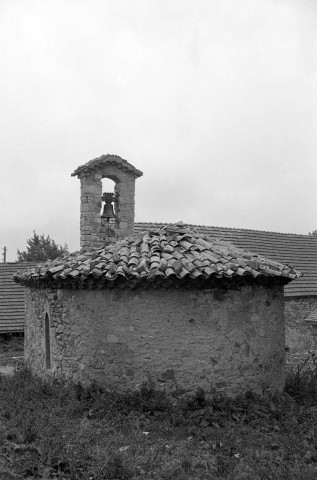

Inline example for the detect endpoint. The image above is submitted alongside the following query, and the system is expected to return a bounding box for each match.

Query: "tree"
[17,231,68,262]
[309,229,317,236]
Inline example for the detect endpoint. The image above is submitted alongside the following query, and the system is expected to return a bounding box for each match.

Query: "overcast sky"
[1,0,316,261]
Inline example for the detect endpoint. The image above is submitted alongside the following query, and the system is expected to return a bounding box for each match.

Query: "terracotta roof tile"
[14,225,301,290]
[71,154,143,178]
[135,223,317,297]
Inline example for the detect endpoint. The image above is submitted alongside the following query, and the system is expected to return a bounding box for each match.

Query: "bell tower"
[72,154,143,251]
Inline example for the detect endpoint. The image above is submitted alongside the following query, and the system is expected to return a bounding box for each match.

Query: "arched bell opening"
[100,177,119,244]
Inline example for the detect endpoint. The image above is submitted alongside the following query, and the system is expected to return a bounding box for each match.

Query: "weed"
[181,456,192,471]
[0,333,24,353]
[185,386,207,410]
[285,351,317,403]
[0,369,317,479]
[100,454,135,479]
[0,469,16,480]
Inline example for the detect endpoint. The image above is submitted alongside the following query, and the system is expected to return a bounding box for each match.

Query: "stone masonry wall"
[24,284,285,395]
[80,174,102,251]
[284,296,317,366]
[79,164,138,251]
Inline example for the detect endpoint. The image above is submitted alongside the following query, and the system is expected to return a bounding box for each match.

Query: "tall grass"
[0,361,316,479]
[285,351,317,403]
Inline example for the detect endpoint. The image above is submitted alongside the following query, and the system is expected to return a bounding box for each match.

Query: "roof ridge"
[135,222,315,237]
[0,262,38,266]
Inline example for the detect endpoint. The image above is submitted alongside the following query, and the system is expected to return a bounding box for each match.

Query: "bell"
[101,192,116,220]
[101,202,116,219]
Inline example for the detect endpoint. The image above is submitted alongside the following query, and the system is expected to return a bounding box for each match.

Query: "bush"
[0,333,24,353]
[285,352,317,403]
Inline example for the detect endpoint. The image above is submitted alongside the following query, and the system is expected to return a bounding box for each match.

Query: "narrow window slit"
[45,313,51,369]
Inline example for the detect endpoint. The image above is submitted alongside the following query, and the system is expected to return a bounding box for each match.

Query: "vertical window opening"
[45,313,51,369]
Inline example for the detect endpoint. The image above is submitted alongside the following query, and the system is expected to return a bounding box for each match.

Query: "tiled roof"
[71,154,143,178]
[0,263,36,333]
[135,223,317,297]
[14,225,300,290]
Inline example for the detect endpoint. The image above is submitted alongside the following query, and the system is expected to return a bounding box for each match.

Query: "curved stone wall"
[24,284,285,395]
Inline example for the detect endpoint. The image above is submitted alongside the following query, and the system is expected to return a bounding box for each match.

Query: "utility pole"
[2,246,7,263]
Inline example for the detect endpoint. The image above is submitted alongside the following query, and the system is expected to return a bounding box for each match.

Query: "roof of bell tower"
[71,154,143,178]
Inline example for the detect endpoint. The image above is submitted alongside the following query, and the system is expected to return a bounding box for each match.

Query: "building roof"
[0,263,36,333]
[71,154,143,178]
[14,224,300,290]
[135,223,317,297]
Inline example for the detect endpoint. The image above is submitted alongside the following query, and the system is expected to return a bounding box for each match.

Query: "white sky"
[1,0,316,261]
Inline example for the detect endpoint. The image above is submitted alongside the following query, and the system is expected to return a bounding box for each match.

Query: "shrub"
[285,352,317,403]
[0,333,24,353]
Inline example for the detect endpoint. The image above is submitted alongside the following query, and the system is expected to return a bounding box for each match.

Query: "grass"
[0,334,24,368]
[0,333,24,353]
[0,355,316,479]
[284,352,317,403]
